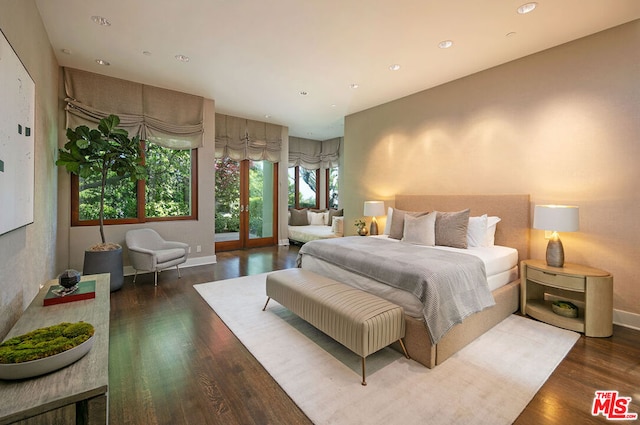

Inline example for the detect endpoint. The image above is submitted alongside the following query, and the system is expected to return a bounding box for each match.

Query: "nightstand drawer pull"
[527,268,585,291]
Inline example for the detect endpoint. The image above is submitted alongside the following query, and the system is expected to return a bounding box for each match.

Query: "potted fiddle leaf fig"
[56,114,147,291]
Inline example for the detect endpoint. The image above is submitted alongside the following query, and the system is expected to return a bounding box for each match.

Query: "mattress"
[288,225,341,244]
[299,237,519,319]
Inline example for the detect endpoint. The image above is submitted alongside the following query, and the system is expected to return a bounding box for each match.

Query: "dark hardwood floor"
[108,245,640,425]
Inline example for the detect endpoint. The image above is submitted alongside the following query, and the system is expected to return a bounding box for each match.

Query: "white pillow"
[322,211,330,225]
[402,212,436,246]
[467,214,488,247]
[331,216,344,236]
[486,216,501,246]
[383,207,393,235]
[308,211,325,225]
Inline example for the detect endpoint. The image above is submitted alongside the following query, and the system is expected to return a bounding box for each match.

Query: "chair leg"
[133,270,138,283]
[154,271,158,286]
[176,264,182,278]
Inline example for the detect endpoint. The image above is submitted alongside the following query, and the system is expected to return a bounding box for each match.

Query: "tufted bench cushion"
[263,268,409,385]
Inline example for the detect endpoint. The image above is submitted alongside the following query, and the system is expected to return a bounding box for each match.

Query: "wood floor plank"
[108,245,640,424]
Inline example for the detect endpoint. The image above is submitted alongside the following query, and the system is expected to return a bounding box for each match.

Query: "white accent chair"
[125,228,189,286]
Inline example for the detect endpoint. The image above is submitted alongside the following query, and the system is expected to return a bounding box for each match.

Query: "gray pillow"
[327,208,343,226]
[435,209,470,248]
[402,212,436,246]
[289,209,309,226]
[389,208,428,240]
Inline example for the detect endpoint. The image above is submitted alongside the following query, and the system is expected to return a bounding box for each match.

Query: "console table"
[0,273,110,424]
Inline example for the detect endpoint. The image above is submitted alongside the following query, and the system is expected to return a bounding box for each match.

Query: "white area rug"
[194,273,580,425]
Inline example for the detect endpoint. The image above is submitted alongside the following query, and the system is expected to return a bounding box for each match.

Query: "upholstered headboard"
[395,194,530,262]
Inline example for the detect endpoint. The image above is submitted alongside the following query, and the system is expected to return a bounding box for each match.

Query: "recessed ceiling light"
[264,114,271,119]
[175,54,190,62]
[61,48,72,55]
[506,32,517,38]
[350,83,359,89]
[299,91,308,96]
[389,64,401,71]
[91,15,111,26]
[142,51,152,56]
[517,2,537,14]
[330,104,337,108]
[438,40,453,49]
[95,59,110,66]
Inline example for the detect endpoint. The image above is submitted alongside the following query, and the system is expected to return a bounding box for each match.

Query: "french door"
[215,158,278,251]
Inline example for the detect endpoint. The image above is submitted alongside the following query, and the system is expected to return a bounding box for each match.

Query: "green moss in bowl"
[0,322,94,364]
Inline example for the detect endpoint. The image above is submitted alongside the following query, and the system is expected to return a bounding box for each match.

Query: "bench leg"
[398,338,410,359]
[361,357,367,386]
[262,297,271,311]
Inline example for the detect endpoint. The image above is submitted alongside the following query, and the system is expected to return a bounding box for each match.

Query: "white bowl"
[0,335,94,380]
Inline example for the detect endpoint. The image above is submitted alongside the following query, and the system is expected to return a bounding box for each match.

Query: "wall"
[343,21,640,326]
[0,0,60,338]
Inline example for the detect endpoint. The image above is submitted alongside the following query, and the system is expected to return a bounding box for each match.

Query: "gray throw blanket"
[297,237,495,344]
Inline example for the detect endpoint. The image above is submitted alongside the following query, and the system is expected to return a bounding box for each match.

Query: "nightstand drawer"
[527,268,585,291]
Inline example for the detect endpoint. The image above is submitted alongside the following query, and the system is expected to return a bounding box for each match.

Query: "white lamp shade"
[363,201,385,217]
[533,205,579,232]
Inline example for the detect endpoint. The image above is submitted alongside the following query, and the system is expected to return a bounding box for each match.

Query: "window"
[288,166,339,209]
[72,142,197,225]
[288,166,319,209]
[327,167,339,209]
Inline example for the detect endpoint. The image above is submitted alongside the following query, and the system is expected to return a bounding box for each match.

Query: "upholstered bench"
[262,268,409,385]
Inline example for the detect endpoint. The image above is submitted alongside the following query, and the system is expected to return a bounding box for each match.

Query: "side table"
[0,273,110,424]
[520,259,613,337]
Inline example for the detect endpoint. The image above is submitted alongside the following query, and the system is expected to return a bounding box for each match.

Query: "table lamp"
[533,205,579,267]
[363,201,385,236]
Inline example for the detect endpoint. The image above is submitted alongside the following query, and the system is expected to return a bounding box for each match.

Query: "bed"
[297,194,530,368]
[288,208,344,245]
[288,224,342,245]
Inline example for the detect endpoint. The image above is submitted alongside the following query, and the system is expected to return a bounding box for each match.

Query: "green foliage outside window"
[78,144,193,221]
[215,157,240,234]
[145,144,192,217]
[79,171,137,220]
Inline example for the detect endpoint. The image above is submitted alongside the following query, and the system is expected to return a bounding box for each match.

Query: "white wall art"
[0,29,35,235]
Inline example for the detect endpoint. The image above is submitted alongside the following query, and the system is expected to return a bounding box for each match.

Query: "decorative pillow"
[308,211,325,225]
[402,212,436,246]
[467,214,488,247]
[435,209,470,248]
[331,216,344,236]
[383,207,393,235]
[328,208,343,226]
[321,211,330,224]
[486,216,501,246]
[389,208,429,240]
[289,209,309,226]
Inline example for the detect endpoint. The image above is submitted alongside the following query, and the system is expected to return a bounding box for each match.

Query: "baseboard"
[614,309,640,331]
[123,254,217,276]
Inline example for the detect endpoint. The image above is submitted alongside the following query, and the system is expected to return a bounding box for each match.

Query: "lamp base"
[546,237,565,267]
[369,218,379,236]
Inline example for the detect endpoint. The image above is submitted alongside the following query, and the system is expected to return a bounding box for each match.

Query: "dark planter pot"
[83,247,124,292]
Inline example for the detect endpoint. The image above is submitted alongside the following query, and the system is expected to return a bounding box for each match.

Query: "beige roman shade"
[214,113,282,162]
[289,136,341,170]
[64,67,204,149]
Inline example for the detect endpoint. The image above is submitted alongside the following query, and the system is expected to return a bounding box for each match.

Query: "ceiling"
[35,0,639,141]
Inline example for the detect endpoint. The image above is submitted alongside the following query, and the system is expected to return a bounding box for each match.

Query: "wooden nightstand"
[520,259,613,337]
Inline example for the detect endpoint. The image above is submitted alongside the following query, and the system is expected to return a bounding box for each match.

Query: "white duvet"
[300,235,519,319]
